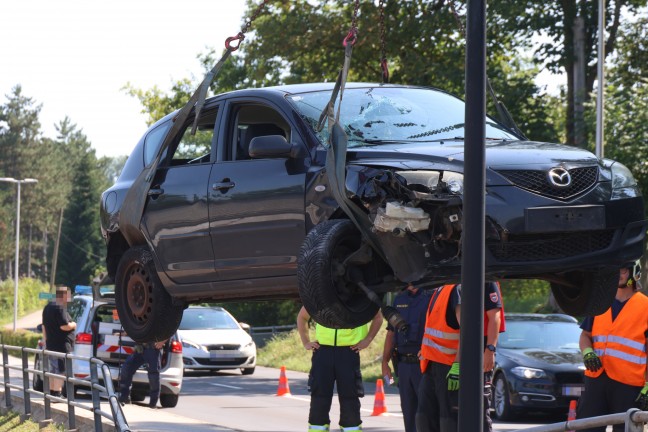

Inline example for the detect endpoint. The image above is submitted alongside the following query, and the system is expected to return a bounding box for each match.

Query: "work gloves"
[582,347,602,373]
[636,383,648,411]
[447,362,460,391]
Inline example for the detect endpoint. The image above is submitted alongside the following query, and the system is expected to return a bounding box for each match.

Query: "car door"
[208,98,309,280]
[141,105,221,284]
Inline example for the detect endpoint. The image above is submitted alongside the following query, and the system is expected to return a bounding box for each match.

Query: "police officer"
[297,306,383,432]
[381,283,431,432]
[416,282,504,432]
[577,261,648,432]
[118,339,166,408]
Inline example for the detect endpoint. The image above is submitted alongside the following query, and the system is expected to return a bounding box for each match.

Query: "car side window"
[143,122,172,166]
[168,107,219,166]
[67,299,85,322]
[229,104,291,161]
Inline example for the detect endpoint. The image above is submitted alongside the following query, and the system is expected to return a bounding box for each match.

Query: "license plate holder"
[562,385,584,397]
[525,205,605,233]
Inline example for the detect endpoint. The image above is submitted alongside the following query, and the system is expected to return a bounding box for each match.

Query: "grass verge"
[0,410,64,431]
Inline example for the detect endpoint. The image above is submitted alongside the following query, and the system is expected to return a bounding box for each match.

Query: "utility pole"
[50,207,64,292]
[595,0,606,158]
[573,16,586,149]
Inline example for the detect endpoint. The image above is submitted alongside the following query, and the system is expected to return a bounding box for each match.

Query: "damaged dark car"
[100,83,646,342]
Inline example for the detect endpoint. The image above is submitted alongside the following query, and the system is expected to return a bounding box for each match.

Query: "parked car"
[177,306,256,375]
[100,82,646,341]
[491,313,585,420]
[34,276,184,407]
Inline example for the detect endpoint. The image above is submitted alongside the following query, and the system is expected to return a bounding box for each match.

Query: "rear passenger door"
[208,98,309,281]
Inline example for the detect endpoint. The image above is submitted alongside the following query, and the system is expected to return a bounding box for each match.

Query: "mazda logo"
[548,167,572,188]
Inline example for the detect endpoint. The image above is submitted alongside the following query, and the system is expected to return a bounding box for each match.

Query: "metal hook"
[225,32,245,51]
[343,28,358,47]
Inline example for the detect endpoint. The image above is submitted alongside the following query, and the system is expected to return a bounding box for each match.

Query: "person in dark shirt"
[41,286,76,398]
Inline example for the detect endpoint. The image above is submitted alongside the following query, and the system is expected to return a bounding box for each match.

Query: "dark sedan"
[492,313,585,420]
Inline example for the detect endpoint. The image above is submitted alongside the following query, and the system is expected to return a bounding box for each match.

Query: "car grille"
[205,344,240,351]
[496,167,598,200]
[554,372,584,385]
[194,357,247,366]
[488,230,615,262]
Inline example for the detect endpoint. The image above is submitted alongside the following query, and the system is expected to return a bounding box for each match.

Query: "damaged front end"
[346,166,465,283]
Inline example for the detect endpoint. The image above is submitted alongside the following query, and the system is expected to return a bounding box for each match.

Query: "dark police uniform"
[118,341,163,408]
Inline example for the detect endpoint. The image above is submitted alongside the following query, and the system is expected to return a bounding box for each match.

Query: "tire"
[115,247,184,343]
[241,367,255,375]
[550,267,618,316]
[298,219,380,328]
[33,355,43,392]
[130,392,146,402]
[492,373,517,421]
[160,393,179,408]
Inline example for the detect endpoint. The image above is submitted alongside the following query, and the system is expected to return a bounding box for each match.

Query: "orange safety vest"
[585,292,648,386]
[420,285,460,369]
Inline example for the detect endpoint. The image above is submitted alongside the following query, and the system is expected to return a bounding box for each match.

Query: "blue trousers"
[118,347,161,406]
[398,361,423,432]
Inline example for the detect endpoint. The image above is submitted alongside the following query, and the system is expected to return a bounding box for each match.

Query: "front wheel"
[115,247,184,342]
[492,373,517,421]
[550,267,618,316]
[241,367,255,375]
[298,220,380,328]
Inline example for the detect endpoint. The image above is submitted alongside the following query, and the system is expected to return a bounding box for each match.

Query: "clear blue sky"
[1,0,247,158]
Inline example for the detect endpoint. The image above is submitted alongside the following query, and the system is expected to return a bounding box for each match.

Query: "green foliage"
[0,278,48,324]
[213,299,302,327]
[257,324,387,382]
[499,279,553,313]
[0,328,40,349]
[0,410,64,431]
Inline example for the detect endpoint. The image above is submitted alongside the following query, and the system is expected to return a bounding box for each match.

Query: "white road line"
[283,394,403,418]
[206,382,244,390]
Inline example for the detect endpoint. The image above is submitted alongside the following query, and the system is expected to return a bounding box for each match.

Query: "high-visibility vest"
[420,285,460,367]
[315,323,369,347]
[585,292,648,386]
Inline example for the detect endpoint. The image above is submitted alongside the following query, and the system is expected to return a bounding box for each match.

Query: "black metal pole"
[458,1,487,432]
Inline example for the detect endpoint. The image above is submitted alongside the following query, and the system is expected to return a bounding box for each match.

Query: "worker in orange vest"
[577,261,648,432]
[415,282,505,432]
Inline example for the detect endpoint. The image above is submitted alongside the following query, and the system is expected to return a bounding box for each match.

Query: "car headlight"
[181,339,202,351]
[243,340,255,350]
[511,366,547,379]
[610,161,639,199]
[395,170,464,195]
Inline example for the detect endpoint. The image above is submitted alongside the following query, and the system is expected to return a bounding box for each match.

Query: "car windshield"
[179,308,240,330]
[287,86,518,148]
[498,320,582,350]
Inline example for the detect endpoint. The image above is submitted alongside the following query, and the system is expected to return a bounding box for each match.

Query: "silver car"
[178,306,257,375]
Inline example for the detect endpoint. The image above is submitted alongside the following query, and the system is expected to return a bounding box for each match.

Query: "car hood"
[176,329,253,346]
[500,348,585,370]
[346,140,600,170]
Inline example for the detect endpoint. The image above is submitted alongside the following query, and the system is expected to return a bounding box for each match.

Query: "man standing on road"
[41,286,76,399]
[118,339,167,409]
[416,282,505,432]
[576,261,648,432]
[381,283,431,432]
[297,306,383,432]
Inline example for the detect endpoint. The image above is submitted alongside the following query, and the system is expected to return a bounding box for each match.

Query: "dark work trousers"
[576,372,643,432]
[308,345,364,428]
[397,360,423,432]
[416,362,494,432]
[119,347,162,406]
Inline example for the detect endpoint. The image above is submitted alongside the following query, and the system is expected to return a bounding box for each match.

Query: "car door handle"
[212,182,235,191]
[148,188,164,197]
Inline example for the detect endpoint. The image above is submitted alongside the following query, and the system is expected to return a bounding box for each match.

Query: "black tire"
[298,220,380,328]
[33,354,43,392]
[130,392,146,402]
[492,373,517,421]
[115,247,184,343]
[550,267,618,316]
[241,367,255,375]
[160,393,179,408]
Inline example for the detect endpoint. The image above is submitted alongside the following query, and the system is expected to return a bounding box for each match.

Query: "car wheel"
[33,355,43,392]
[550,267,618,316]
[160,393,179,408]
[298,219,380,328]
[130,392,146,402]
[241,367,255,375]
[492,373,517,421]
[115,247,184,343]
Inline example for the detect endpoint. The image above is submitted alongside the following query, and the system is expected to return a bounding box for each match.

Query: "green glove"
[447,362,460,391]
[582,347,602,372]
[636,382,648,411]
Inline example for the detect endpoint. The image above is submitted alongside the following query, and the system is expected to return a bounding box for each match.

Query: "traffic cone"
[371,378,388,416]
[276,365,291,396]
[566,399,577,432]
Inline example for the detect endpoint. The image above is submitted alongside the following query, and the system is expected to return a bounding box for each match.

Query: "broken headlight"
[609,161,640,200]
[395,170,464,195]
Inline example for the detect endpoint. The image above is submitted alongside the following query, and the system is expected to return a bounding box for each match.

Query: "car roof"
[504,313,578,323]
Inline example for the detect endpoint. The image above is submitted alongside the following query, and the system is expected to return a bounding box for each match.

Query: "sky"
[1,0,248,158]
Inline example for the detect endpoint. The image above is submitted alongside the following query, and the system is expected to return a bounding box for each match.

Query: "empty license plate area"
[525,205,605,233]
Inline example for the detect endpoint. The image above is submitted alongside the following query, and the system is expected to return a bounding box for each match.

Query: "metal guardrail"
[1,344,130,431]
[250,324,296,334]
[514,407,648,431]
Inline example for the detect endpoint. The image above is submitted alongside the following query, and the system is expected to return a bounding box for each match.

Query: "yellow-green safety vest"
[315,323,369,346]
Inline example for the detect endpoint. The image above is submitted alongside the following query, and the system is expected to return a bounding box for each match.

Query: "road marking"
[283,395,403,417]
[206,382,243,390]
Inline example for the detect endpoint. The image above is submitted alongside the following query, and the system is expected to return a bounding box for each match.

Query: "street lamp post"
[0,177,38,332]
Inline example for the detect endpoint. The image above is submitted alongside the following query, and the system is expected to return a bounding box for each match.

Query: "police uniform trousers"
[119,347,162,406]
[308,345,364,428]
[397,356,423,432]
[415,362,494,432]
[576,372,643,432]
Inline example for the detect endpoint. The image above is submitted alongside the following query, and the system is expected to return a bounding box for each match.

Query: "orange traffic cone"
[371,378,388,416]
[566,399,577,432]
[276,365,291,396]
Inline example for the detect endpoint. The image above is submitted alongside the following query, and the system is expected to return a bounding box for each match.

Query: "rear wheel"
[550,267,618,316]
[160,393,179,408]
[115,247,184,343]
[130,392,146,402]
[298,220,380,328]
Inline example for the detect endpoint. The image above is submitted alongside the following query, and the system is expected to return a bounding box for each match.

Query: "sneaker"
[148,401,158,409]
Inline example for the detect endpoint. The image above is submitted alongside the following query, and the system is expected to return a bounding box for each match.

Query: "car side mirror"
[239,322,251,333]
[249,135,305,159]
